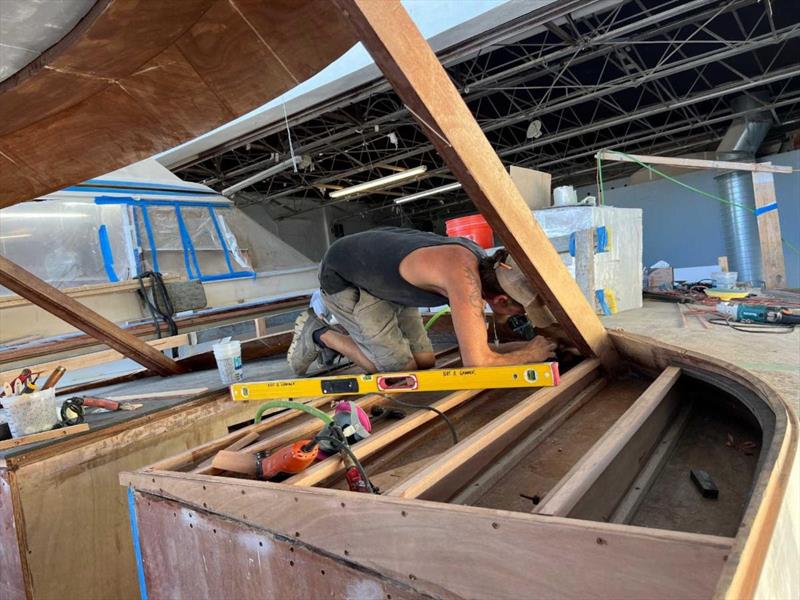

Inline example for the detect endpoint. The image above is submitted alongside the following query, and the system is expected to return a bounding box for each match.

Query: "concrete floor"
[603,300,800,414]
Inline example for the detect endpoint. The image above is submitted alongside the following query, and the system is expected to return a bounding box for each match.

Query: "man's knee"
[412,352,436,370]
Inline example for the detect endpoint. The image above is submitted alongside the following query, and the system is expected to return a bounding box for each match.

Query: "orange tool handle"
[82,397,121,411]
[257,440,318,480]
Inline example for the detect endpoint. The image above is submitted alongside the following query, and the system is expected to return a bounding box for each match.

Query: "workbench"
[0,356,292,600]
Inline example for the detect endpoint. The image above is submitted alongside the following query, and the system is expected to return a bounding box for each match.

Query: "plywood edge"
[2,388,229,469]
[123,469,733,599]
[607,329,798,598]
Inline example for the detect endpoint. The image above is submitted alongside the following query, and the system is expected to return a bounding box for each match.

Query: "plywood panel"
[175,1,298,115]
[133,492,430,600]
[127,471,732,600]
[0,471,27,600]
[0,0,355,206]
[15,399,256,600]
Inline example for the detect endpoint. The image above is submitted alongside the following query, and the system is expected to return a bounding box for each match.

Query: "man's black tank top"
[319,227,486,307]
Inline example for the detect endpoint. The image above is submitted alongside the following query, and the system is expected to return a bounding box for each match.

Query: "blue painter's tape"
[754,203,778,216]
[94,196,230,208]
[139,207,160,273]
[175,206,202,279]
[208,207,235,274]
[199,271,257,283]
[595,289,611,316]
[82,177,219,194]
[127,487,148,600]
[595,226,609,253]
[98,225,120,283]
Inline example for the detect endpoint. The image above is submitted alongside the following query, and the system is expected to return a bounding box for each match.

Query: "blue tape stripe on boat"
[175,206,203,279]
[199,271,257,282]
[754,203,778,216]
[139,207,160,273]
[208,207,235,274]
[595,289,611,316]
[595,226,608,252]
[94,196,230,208]
[98,225,119,283]
[83,177,219,193]
[127,487,148,600]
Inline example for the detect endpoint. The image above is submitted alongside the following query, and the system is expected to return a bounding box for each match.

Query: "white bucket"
[711,271,738,290]
[553,185,578,206]
[212,340,244,385]
[2,388,58,438]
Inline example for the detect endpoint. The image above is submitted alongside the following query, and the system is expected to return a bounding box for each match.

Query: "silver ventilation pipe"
[714,94,771,284]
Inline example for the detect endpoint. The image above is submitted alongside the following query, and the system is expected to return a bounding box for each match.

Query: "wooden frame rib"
[387,359,601,501]
[333,0,618,367]
[536,366,682,519]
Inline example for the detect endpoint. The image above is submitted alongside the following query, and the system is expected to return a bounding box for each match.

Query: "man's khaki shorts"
[322,287,434,372]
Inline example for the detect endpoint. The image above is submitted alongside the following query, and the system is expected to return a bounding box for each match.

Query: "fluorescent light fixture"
[329,165,427,199]
[222,155,307,197]
[0,233,32,240]
[394,182,462,205]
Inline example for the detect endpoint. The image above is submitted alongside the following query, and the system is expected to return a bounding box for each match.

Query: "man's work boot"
[287,309,328,375]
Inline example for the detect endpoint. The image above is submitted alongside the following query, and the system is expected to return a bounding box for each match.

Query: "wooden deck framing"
[0,255,183,376]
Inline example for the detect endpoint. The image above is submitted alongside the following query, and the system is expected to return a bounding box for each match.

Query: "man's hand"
[529,335,557,361]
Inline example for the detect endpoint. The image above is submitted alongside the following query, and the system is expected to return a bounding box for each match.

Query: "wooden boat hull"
[121,330,797,599]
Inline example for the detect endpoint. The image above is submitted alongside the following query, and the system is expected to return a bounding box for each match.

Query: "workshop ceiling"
[174,0,800,229]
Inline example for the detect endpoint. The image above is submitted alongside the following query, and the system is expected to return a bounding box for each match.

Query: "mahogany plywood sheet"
[133,492,432,600]
[0,471,27,600]
[0,0,355,206]
[126,471,732,600]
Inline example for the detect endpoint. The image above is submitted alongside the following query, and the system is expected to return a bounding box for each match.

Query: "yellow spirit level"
[230,362,559,401]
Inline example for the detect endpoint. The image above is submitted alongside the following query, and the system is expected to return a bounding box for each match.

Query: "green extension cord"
[254,400,334,425]
[597,148,800,257]
[424,305,451,331]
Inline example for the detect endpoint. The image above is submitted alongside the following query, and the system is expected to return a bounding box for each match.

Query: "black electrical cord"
[313,434,376,494]
[134,271,178,341]
[384,395,459,445]
[707,317,796,334]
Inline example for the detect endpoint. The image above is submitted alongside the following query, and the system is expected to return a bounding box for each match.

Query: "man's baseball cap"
[495,255,557,327]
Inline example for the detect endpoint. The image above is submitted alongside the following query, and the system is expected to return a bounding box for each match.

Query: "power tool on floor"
[716,302,800,326]
[251,400,376,492]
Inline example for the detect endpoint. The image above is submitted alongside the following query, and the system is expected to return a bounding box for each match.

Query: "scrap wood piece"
[0,424,90,451]
[0,333,191,386]
[333,0,618,368]
[192,431,260,474]
[105,387,209,401]
[0,255,184,376]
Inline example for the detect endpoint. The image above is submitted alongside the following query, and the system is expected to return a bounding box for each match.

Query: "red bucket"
[445,213,494,249]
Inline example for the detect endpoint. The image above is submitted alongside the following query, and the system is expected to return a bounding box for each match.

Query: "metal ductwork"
[715,94,771,284]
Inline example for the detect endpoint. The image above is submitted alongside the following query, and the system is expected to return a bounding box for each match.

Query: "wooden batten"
[451,377,608,506]
[0,255,184,376]
[751,171,786,289]
[536,366,683,519]
[332,0,618,368]
[387,359,601,501]
[595,150,793,174]
[0,334,191,386]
